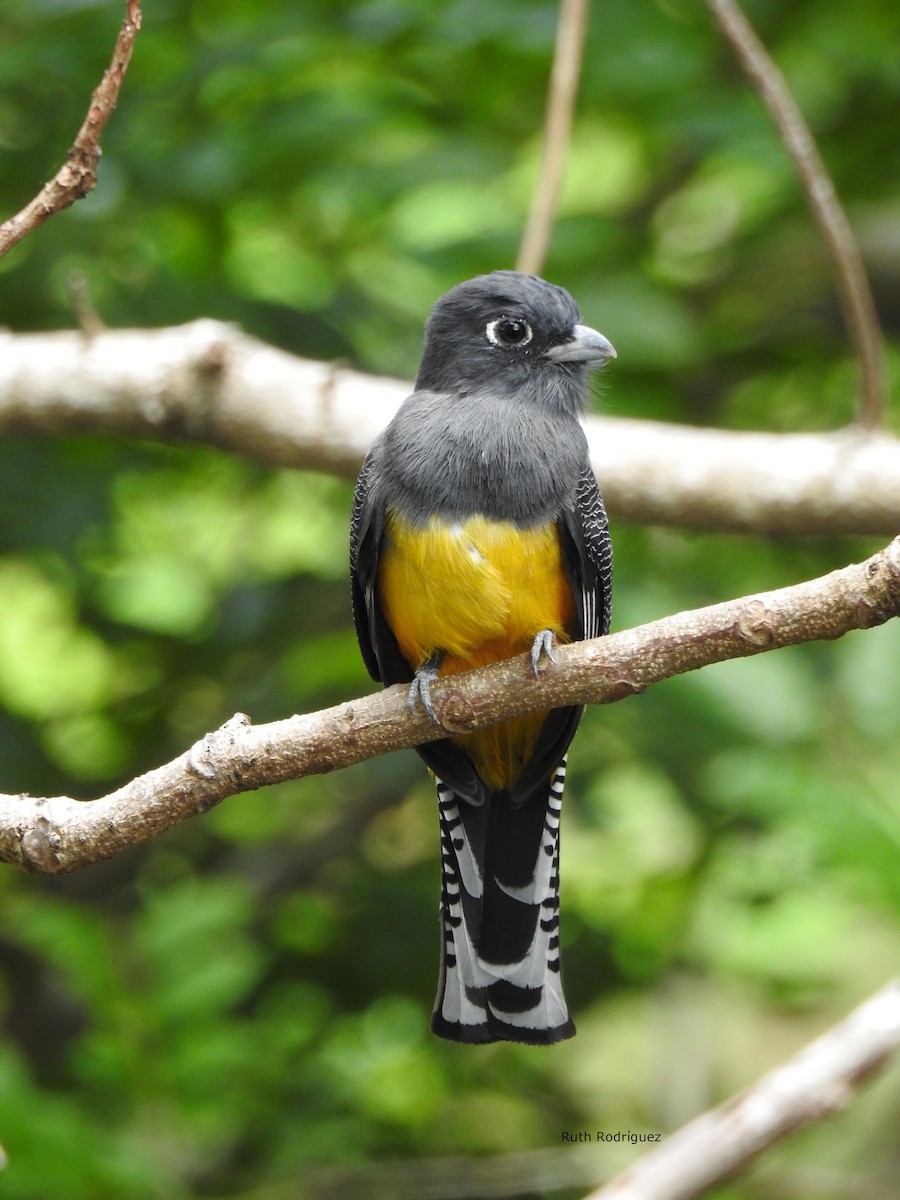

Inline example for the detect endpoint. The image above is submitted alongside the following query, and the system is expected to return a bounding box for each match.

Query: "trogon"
[350,271,615,1044]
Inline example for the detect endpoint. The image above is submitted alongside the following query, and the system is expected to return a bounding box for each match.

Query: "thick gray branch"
[1,537,897,875]
[0,321,898,535]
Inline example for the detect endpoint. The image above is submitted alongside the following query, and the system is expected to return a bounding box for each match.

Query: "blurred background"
[0,1,899,1197]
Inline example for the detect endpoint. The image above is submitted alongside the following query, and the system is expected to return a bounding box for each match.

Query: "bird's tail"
[431,759,575,1044]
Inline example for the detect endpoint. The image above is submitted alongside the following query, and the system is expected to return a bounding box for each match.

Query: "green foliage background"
[1,1,899,1196]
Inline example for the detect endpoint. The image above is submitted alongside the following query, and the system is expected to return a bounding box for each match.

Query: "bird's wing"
[349,445,383,681]
[560,460,613,641]
[350,440,414,686]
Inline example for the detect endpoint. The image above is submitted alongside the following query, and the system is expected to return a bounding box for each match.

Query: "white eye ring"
[486,316,533,348]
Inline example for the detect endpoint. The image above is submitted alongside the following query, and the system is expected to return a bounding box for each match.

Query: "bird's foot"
[530,629,558,676]
[407,654,443,723]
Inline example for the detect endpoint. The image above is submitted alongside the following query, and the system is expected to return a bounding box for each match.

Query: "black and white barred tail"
[431,758,575,1044]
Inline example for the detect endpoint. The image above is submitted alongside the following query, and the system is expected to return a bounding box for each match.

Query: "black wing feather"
[350,441,412,686]
[560,461,613,640]
[349,448,381,681]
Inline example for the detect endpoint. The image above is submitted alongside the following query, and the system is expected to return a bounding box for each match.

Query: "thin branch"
[516,0,591,275]
[2,321,900,535]
[1,537,897,874]
[0,0,142,259]
[584,978,900,1200]
[65,269,107,337]
[705,0,886,429]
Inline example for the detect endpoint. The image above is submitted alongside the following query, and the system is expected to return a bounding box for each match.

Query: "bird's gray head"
[414,270,616,414]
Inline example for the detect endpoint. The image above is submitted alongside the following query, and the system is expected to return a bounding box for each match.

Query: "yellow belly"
[379,510,573,789]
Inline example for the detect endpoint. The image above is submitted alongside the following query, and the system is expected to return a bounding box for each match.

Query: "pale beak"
[545,324,616,364]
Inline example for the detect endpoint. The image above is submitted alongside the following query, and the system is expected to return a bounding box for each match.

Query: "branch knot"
[21,810,63,873]
[737,599,777,646]
[434,689,479,733]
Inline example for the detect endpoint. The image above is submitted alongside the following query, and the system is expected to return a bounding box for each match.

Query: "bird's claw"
[530,629,557,676]
[408,657,442,723]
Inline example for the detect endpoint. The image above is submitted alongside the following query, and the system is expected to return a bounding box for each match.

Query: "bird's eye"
[486,316,533,348]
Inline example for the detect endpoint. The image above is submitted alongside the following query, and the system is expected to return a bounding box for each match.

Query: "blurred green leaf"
[0,559,116,719]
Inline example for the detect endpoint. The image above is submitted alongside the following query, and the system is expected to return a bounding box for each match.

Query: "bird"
[349,270,615,1044]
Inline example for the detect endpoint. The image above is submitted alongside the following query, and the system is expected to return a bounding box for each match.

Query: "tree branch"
[516,0,591,276]
[1,537,897,874]
[705,0,886,430]
[1,321,899,535]
[0,0,142,259]
[584,978,900,1200]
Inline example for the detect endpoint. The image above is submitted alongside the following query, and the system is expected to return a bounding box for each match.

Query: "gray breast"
[379,391,588,525]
